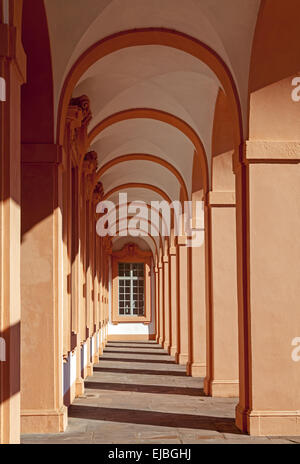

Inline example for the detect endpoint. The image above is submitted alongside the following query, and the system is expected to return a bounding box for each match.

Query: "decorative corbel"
[69,95,93,167]
[93,181,104,212]
[83,151,98,200]
[65,105,83,167]
[70,95,92,128]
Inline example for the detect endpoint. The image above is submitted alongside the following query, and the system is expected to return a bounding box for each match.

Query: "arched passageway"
[0,0,300,444]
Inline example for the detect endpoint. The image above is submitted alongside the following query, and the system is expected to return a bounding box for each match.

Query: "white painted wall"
[63,350,77,397]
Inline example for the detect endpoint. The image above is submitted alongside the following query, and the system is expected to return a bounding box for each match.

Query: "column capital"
[208,191,236,207]
[21,144,63,165]
[177,235,188,246]
[169,246,177,256]
[243,140,300,164]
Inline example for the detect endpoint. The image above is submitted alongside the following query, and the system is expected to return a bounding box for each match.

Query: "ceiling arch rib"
[111,217,165,253]
[88,108,208,194]
[57,28,243,151]
[46,0,260,133]
[108,189,166,207]
[103,183,171,204]
[99,160,182,204]
[90,119,195,197]
[95,154,189,201]
[105,202,172,248]
[72,45,220,158]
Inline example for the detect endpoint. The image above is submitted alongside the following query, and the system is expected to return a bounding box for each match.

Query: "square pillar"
[158,263,164,346]
[154,266,159,343]
[177,238,191,371]
[21,144,67,434]
[169,247,179,360]
[204,192,239,397]
[236,141,300,436]
[0,20,26,444]
[163,256,170,351]
[190,228,207,377]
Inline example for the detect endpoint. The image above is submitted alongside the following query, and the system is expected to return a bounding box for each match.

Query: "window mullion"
[130,263,133,316]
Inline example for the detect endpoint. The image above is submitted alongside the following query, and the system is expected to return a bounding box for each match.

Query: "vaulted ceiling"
[44,0,261,254]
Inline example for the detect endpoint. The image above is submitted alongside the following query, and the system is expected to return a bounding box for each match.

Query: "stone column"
[158,262,164,346]
[169,246,179,361]
[85,197,93,377]
[65,97,92,395]
[21,144,67,434]
[73,163,85,397]
[0,15,26,444]
[236,141,300,436]
[163,255,170,352]
[190,226,207,377]
[204,192,239,396]
[100,238,105,353]
[81,151,97,378]
[92,182,103,362]
[177,237,191,371]
[154,265,159,342]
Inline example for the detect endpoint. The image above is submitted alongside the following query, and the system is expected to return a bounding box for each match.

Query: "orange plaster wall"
[249,163,300,411]
[249,0,300,141]
[211,89,235,191]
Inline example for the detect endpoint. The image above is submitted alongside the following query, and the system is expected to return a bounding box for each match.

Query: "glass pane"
[125,306,131,315]
[119,262,145,316]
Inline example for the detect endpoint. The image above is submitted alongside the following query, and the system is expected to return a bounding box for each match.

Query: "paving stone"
[21,342,297,445]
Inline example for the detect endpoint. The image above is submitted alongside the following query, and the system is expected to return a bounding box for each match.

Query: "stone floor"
[22,341,300,444]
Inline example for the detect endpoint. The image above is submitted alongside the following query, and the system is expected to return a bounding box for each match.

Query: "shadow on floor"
[93,366,187,377]
[68,405,241,435]
[85,381,205,397]
[107,341,158,345]
[104,350,169,356]
[107,345,164,350]
[100,357,177,365]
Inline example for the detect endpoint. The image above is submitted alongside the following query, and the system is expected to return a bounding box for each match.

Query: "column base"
[163,341,170,351]
[170,346,178,357]
[75,378,85,397]
[236,404,300,436]
[93,353,99,364]
[185,362,192,376]
[158,337,164,346]
[21,406,68,434]
[204,378,239,397]
[190,362,206,378]
[70,381,76,404]
[178,353,189,366]
[87,363,93,377]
